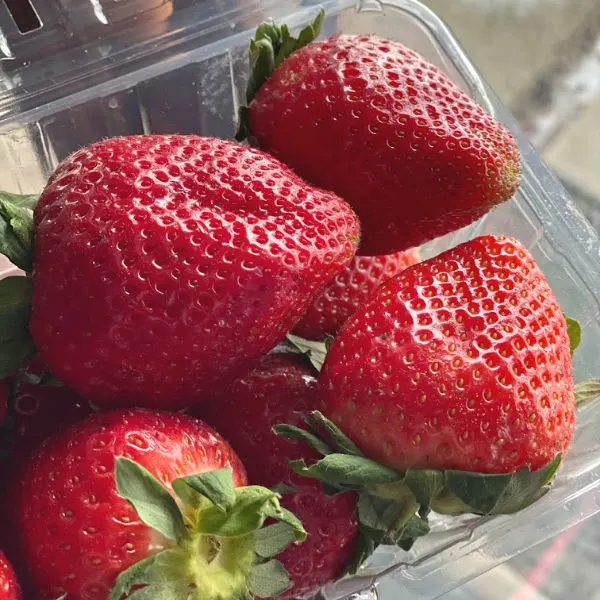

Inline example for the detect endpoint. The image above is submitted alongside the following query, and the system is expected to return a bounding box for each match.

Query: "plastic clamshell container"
[1,1,599,599]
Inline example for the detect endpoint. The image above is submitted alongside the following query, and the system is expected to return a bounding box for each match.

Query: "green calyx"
[16,369,64,387]
[284,333,331,372]
[0,190,62,384]
[561,315,600,409]
[266,334,330,378]
[575,379,600,407]
[0,191,37,273]
[236,9,325,141]
[564,314,581,356]
[0,276,36,378]
[0,272,66,383]
[110,458,306,600]
[274,411,562,573]
[0,191,40,379]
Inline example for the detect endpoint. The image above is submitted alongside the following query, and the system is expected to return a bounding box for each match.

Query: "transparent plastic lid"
[1,2,599,599]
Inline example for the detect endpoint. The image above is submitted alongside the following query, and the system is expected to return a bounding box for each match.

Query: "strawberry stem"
[236,9,325,141]
[275,411,564,568]
[110,458,306,599]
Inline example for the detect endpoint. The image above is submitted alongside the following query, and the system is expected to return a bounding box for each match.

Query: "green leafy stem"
[0,191,38,379]
[0,191,67,384]
[274,411,561,575]
[237,9,325,141]
[109,458,306,600]
[0,190,36,273]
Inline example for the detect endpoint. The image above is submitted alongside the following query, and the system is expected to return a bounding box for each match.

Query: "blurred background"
[423,0,600,233]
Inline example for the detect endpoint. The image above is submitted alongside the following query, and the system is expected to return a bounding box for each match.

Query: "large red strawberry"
[0,136,359,408]
[0,551,21,600]
[8,408,305,600]
[276,235,575,545]
[294,248,420,339]
[318,235,574,475]
[239,12,520,256]
[197,353,359,598]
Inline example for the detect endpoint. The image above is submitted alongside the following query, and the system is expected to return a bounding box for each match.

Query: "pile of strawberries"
[0,9,587,600]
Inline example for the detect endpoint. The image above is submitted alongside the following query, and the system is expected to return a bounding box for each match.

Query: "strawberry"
[275,235,575,553]
[0,551,21,600]
[8,408,305,600]
[293,248,420,339]
[318,234,574,474]
[0,136,359,408]
[238,12,520,256]
[197,353,359,598]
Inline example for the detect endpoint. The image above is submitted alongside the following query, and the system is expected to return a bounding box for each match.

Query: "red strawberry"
[9,408,305,600]
[0,551,21,600]
[198,353,359,598]
[294,248,420,339]
[0,136,359,408]
[240,14,520,256]
[273,235,574,553]
[318,235,574,474]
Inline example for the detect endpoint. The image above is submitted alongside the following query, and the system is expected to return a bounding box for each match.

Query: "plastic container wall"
[1,1,599,599]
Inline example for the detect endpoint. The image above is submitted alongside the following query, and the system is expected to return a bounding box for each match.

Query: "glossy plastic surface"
[1,1,599,599]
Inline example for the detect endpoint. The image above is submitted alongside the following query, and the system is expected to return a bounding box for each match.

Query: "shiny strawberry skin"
[10,409,247,600]
[294,248,420,339]
[318,235,575,474]
[198,354,359,599]
[0,551,21,600]
[248,35,520,256]
[31,135,360,409]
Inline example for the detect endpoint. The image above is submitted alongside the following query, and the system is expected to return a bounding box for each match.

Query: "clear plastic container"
[1,1,599,599]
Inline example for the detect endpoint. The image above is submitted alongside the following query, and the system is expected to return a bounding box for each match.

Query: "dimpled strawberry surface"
[294,247,420,339]
[10,409,247,599]
[319,235,575,474]
[248,35,520,256]
[30,135,360,408]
